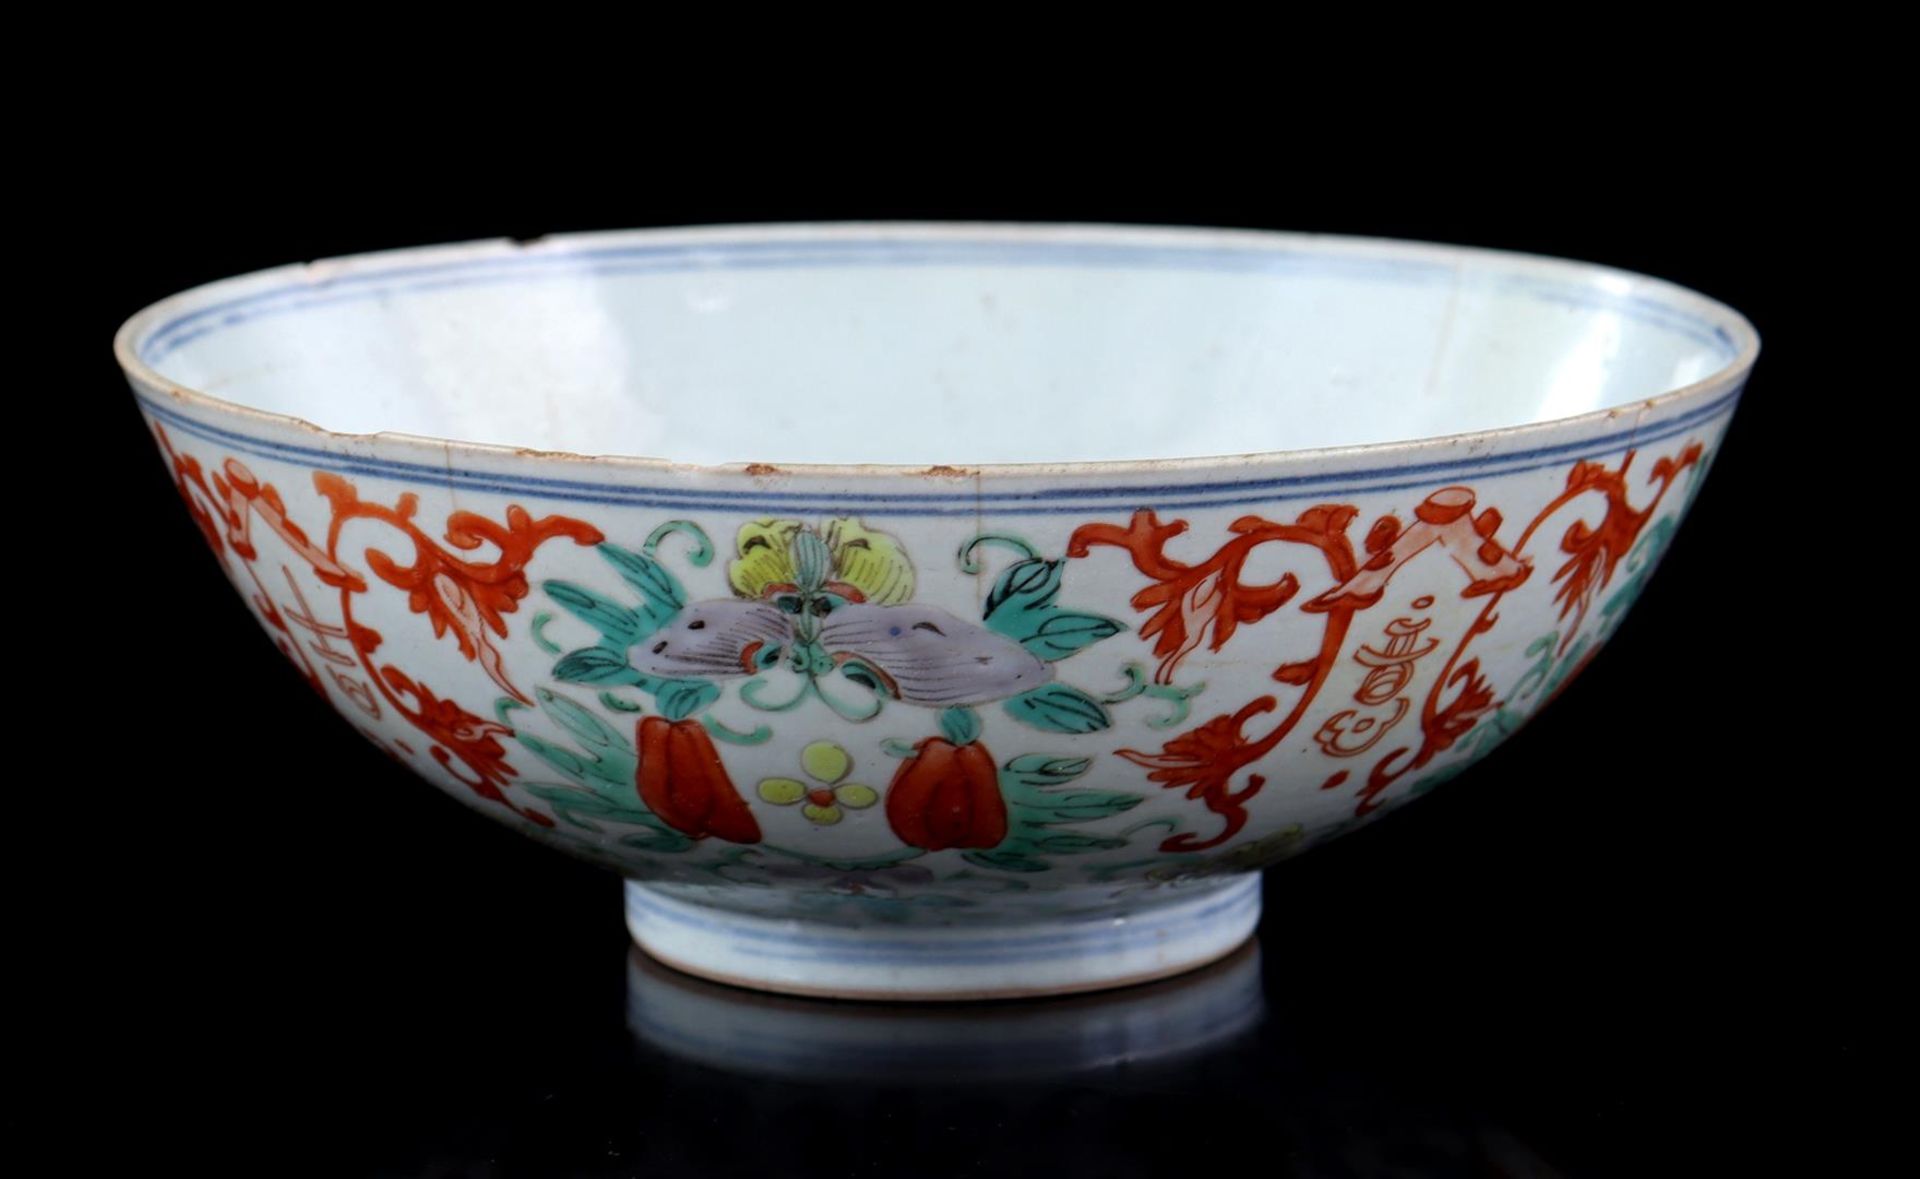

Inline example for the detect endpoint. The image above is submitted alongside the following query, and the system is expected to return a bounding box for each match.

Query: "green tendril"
[1144,680,1206,729]
[1087,851,1196,882]
[741,676,812,712]
[957,533,1040,573]
[1511,633,1560,700]
[643,520,714,567]
[1098,662,1203,727]
[813,677,885,721]
[702,716,774,745]
[598,691,644,714]
[750,844,927,871]
[1117,816,1183,839]
[530,611,562,655]
[1098,662,1150,704]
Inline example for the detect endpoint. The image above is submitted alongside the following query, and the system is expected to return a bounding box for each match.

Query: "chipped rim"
[113,221,1761,479]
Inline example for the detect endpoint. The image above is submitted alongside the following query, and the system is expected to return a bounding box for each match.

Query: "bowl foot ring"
[624,874,1262,1002]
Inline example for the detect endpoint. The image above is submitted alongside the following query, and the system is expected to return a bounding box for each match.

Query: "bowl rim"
[114,221,1762,479]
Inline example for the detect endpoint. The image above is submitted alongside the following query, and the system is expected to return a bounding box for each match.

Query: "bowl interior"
[127,225,1747,466]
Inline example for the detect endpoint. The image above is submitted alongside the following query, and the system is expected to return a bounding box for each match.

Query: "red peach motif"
[886,738,1009,851]
[634,717,763,843]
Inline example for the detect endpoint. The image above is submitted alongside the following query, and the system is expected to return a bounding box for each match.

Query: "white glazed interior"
[121,224,1754,467]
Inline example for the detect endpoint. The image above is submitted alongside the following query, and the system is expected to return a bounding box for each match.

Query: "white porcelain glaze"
[116,224,1759,999]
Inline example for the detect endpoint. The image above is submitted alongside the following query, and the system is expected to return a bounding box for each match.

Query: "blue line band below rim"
[134,385,1741,517]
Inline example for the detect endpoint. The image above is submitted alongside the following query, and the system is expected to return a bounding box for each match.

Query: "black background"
[44,142,1864,1176]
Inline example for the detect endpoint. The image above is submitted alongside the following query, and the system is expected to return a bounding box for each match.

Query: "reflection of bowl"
[627,939,1265,1083]
[116,224,1758,999]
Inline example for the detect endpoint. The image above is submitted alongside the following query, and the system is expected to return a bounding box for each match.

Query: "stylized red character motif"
[1314,612,1438,758]
[1091,445,1708,834]
[1345,445,1706,813]
[155,425,604,826]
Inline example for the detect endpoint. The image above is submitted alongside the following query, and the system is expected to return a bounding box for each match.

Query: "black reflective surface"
[99,704,1846,1176]
[47,158,1865,1175]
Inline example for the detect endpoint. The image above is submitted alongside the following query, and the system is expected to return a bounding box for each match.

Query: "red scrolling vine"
[155,416,1706,853]
[1341,443,1704,813]
[1074,442,1705,849]
[1068,506,1365,851]
[155,425,604,825]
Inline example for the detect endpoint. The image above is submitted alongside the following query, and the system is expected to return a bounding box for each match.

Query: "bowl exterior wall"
[128,377,1738,921]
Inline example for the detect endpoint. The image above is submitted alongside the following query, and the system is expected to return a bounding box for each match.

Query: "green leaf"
[1002,788,1143,825]
[980,559,1121,659]
[509,691,695,852]
[619,829,698,854]
[553,645,645,686]
[600,543,686,618]
[536,688,621,755]
[940,706,982,746]
[544,581,644,645]
[983,559,1063,626]
[544,544,690,651]
[515,733,595,783]
[552,652,717,721]
[1599,516,1677,627]
[1018,611,1124,661]
[523,782,655,832]
[1001,756,1137,824]
[1002,753,1093,786]
[510,689,636,794]
[961,849,1050,872]
[1002,684,1111,733]
[961,751,1142,874]
[1032,832,1128,853]
[652,678,720,722]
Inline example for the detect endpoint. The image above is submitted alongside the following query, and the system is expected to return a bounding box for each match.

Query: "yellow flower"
[728,517,914,604]
[823,518,914,604]
[758,741,880,826]
[729,520,807,600]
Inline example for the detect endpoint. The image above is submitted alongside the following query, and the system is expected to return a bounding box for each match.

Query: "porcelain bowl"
[116,224,1757,999]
